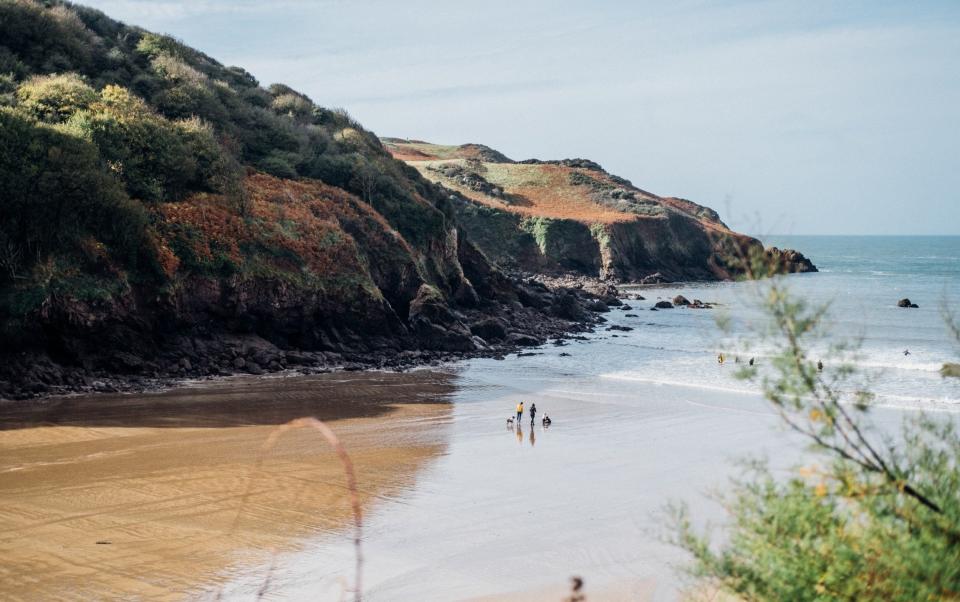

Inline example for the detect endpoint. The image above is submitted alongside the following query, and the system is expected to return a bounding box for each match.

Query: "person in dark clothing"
[529,403,537,425]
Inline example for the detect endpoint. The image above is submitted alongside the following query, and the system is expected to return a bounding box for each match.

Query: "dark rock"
[608,325,633,332]
[516,284,550,309]
[413,320,477,351]
[284,351,316,365]
[897,298,919,308]
[470,317,509,341]
[640,272,670,285]
[452,280,480,307]
[111,352,144,373]
[507,333,544,347]
[551,291,587,321]
[601,295,622,307]
[672,295,690,306]
[409,284,459,327]
[586,300,610,313]
[245,361,264,375]
[654,301,674,309]
[624,313,638,317]
[620,304,632,310]
[233,357,246,370]
[765,247,818,273]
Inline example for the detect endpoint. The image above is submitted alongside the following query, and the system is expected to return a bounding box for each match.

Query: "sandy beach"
[0,372,454,601]
[3,265,956,601]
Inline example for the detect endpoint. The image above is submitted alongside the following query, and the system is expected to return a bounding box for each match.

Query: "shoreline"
[0,273,647,403]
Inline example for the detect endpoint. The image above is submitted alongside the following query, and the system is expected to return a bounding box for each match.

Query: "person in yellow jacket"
[516,401,524,423]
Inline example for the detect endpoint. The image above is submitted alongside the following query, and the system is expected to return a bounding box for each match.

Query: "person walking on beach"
[516,401,524,423]
[529,403,537,425]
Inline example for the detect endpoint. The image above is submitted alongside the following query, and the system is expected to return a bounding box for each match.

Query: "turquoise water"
[601,235,960,409]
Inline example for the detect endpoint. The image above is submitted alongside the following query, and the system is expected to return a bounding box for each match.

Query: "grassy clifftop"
[382,138,779,282]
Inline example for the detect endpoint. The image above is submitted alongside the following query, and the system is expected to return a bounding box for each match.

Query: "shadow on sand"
[0,371,457,430]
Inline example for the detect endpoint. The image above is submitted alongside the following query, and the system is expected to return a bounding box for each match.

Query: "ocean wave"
[600,371,960,412]
[599,372,758,397]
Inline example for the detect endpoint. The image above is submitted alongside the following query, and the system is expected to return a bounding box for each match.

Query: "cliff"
[0,1,601,399]
[382,139,817,282]
[0,1,813,400]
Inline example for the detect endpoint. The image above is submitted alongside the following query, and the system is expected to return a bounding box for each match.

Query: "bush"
[16,72,97,122]
[272,93,313,121]
[0,108,148,282]
[0,0,96,74]
[670,247,960,601]
[257,151,299,179]
[79,84,195,201]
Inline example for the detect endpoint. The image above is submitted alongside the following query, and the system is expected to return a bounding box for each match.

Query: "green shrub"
[16,72,97,122]
[670,247,960,601]
[0,108,149,282]
[257,151,299,179]
[272,93,313,121]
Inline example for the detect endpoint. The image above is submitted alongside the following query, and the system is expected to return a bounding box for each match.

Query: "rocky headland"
[382,139,817,283]
[0,2,814,400]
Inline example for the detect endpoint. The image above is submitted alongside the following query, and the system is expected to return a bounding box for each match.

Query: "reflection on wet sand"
[508,423,539,447]
[0,371,454,600]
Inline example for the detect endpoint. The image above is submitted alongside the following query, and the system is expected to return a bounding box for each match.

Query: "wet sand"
[217,348,915,601]
[0,372,454,601]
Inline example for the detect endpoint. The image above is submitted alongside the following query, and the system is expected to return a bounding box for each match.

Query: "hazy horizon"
[77,0,960,236]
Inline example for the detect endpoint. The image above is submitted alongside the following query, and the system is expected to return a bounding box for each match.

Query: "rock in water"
[654,301,674,309]
[897,298,919,308]
[672,295,690,306]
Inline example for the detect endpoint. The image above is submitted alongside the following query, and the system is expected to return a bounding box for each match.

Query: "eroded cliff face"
[0,171,606,399]
[0,1,609,399]
[383,138,816,283]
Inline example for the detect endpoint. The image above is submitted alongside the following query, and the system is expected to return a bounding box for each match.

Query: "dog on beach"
[506,416,515,426]
[542,415,552,426]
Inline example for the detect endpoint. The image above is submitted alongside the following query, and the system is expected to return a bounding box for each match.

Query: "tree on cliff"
[670,247,960,601]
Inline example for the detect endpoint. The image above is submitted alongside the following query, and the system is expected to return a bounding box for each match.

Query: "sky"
[77,0,960,235]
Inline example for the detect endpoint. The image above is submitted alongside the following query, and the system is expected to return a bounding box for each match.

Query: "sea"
[220,235,960,601]
[602,235,960,410]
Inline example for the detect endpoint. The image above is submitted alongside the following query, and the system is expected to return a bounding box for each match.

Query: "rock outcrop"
[382,139,817,283]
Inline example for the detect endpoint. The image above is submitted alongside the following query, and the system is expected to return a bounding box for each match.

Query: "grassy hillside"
[382,138,769,281]
[0,1,604,396]
[0,2,466,320]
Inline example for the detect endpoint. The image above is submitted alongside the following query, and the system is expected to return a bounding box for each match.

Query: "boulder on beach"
[672,295,690,306]
[586,299,610,313]
[654,301,674,309]
[897,298,919,308]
